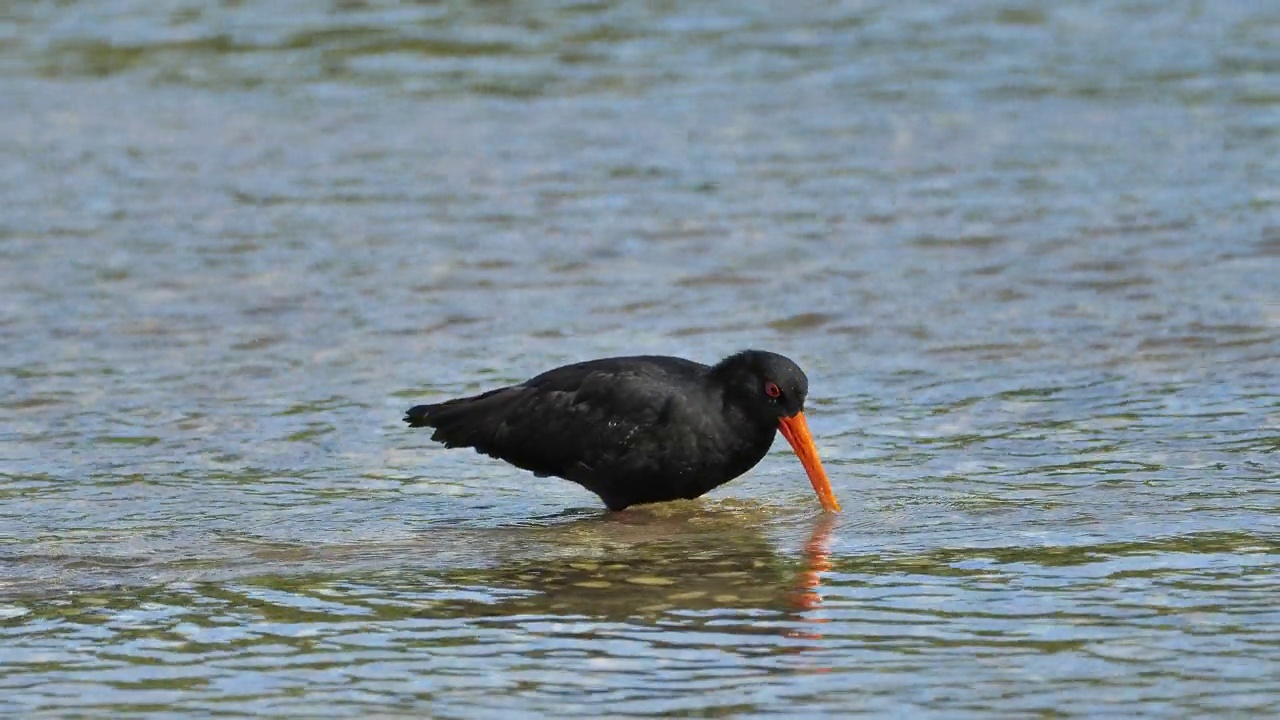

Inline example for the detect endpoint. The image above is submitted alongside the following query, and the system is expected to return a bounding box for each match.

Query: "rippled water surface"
[3,0,1279,716]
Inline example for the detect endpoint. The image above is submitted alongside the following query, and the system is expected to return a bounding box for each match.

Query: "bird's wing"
[475,359,710,477]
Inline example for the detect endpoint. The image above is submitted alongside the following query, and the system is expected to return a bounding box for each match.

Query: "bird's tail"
[403,387,516,450]
[403,403,439,428]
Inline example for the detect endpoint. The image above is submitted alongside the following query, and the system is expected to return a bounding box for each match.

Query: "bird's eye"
[764,382,781,399]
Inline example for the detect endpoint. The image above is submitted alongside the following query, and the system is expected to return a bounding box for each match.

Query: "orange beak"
[777,412,841,512]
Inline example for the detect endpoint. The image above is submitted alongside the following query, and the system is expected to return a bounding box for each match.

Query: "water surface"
[2,0,1279,716]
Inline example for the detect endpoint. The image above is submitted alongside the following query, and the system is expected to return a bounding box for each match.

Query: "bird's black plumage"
[404,350,834,511]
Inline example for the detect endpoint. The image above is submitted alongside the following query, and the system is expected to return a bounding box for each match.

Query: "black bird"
[404,350,840,512]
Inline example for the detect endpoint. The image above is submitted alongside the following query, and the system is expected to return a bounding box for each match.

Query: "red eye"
[764,382,781,398]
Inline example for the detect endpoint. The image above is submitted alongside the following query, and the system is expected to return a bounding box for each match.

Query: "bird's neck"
[715,394,781,471]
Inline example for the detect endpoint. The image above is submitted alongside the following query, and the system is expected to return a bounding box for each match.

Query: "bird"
[403,349,840,513]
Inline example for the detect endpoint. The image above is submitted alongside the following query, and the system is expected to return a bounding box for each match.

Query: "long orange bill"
[777,412,841,512]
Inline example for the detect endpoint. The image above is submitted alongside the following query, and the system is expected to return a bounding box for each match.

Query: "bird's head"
[713,350,840,512]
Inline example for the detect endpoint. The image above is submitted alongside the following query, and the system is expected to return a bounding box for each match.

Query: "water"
[2,0,1279,716]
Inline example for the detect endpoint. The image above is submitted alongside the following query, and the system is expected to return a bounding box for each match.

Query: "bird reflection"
[785,512,835,646]
[229,501,839,649]
[403,504,839,640]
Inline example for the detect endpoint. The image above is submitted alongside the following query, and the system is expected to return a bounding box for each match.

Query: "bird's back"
[522,355,710,391]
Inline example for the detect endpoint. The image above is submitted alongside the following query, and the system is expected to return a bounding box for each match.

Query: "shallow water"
[3,0,1279,716]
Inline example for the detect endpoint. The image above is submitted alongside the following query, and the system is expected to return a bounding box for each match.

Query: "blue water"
[2,1,1278,716]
